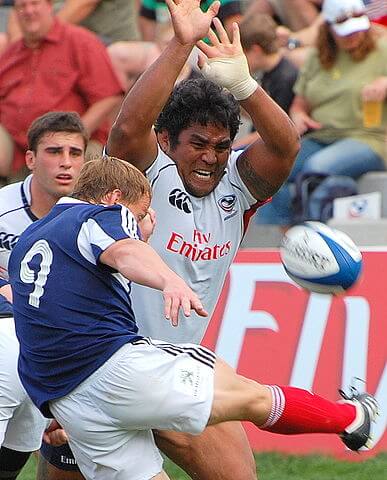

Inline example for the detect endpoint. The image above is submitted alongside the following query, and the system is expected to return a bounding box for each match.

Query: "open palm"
[197,18,243,59]
[166,0,220,45]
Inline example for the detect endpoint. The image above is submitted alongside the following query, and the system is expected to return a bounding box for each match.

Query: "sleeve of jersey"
[144,144,173,183]
[0,278,9,288]
[87,206,139,262]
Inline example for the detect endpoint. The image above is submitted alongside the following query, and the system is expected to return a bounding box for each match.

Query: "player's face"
[26,132,86,199]
[162,123,232,197]
[125,193,151,223]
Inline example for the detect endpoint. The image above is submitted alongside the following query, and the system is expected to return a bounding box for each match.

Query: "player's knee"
[0,446,31,479]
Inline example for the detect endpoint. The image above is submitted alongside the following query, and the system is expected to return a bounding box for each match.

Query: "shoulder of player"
[145,147,177,183]
[0,182,25,218]
[81,202,129,220]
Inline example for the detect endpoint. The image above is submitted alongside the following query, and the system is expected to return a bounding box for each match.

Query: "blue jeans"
[255,138,385,225]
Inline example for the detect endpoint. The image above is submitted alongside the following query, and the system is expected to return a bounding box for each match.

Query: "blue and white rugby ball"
[280,222,362,294]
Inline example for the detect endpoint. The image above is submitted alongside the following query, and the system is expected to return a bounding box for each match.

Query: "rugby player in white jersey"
[106,0,300,478]
[0,111,87,479]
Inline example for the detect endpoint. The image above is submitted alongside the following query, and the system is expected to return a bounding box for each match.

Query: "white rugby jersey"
[131,147,262,344]
[0,176,36,281]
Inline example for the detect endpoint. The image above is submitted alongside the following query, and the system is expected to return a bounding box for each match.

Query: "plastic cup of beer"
[362,100,383,128]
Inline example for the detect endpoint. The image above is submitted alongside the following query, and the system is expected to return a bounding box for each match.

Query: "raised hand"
[197,18,242,61]
[165,0,220,45]
[196,19,258,101]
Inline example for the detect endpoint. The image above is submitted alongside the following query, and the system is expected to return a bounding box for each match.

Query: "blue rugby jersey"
[9,198,142,417]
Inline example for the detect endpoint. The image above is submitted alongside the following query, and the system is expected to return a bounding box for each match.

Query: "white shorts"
[50,339,216,480]
[0,316,48,451]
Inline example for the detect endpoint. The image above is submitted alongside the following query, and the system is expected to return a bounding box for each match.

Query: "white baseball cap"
[322,0,370,37]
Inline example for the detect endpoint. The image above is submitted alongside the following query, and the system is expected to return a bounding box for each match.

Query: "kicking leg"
[210,359,378,451]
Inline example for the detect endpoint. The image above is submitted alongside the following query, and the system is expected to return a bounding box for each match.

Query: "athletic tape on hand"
[200,54,258,101]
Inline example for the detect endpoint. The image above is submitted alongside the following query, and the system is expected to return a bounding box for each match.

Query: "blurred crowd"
[0,0,386,226]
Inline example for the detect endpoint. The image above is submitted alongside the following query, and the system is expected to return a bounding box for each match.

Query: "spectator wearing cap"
[275,0,387,67]
[256,0,387,225]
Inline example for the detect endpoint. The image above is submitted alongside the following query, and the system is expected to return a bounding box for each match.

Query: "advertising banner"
[202,250,386,459]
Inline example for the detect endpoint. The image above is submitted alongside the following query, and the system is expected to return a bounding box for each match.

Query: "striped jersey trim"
[132,337,216,369]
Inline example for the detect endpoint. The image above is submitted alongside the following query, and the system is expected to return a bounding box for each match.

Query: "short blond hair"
[72,156,151,204]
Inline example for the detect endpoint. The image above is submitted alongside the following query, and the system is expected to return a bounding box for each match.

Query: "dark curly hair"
[155,78,241,148]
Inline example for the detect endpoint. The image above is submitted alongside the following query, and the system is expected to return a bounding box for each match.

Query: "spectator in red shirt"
[0,0,123,178]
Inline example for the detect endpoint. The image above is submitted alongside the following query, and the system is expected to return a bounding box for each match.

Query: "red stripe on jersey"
[242,197,272,237]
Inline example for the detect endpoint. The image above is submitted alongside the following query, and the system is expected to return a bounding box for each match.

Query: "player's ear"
[102,189,122,206]
[157,130,171,152]
[25,150,35,172]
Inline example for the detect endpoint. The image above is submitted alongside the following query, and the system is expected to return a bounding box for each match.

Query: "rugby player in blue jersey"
[0,111,87,480]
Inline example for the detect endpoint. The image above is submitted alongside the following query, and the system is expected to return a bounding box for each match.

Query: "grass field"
[19,452,387,480]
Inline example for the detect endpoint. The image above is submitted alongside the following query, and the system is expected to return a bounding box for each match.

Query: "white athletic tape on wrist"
[200,54,258,101]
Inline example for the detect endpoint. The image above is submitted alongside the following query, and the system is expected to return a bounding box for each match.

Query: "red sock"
[261,385,357,434]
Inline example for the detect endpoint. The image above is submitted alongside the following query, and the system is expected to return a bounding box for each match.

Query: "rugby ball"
[280,222,362,294]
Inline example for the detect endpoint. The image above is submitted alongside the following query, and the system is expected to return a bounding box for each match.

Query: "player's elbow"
[107,120,134,159]
[278,133,300,176]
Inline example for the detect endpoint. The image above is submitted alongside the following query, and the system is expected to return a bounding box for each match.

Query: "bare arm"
[107,0,220,171]
[276,14,322,48]
[237,88,300,200]
[107,38,191,170]
[81,95,123,136]
[197,20,300,201]
[56,0,101,24]
[100,238,207,325]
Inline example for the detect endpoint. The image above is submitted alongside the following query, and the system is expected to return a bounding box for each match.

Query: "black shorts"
[40,441,80,472]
